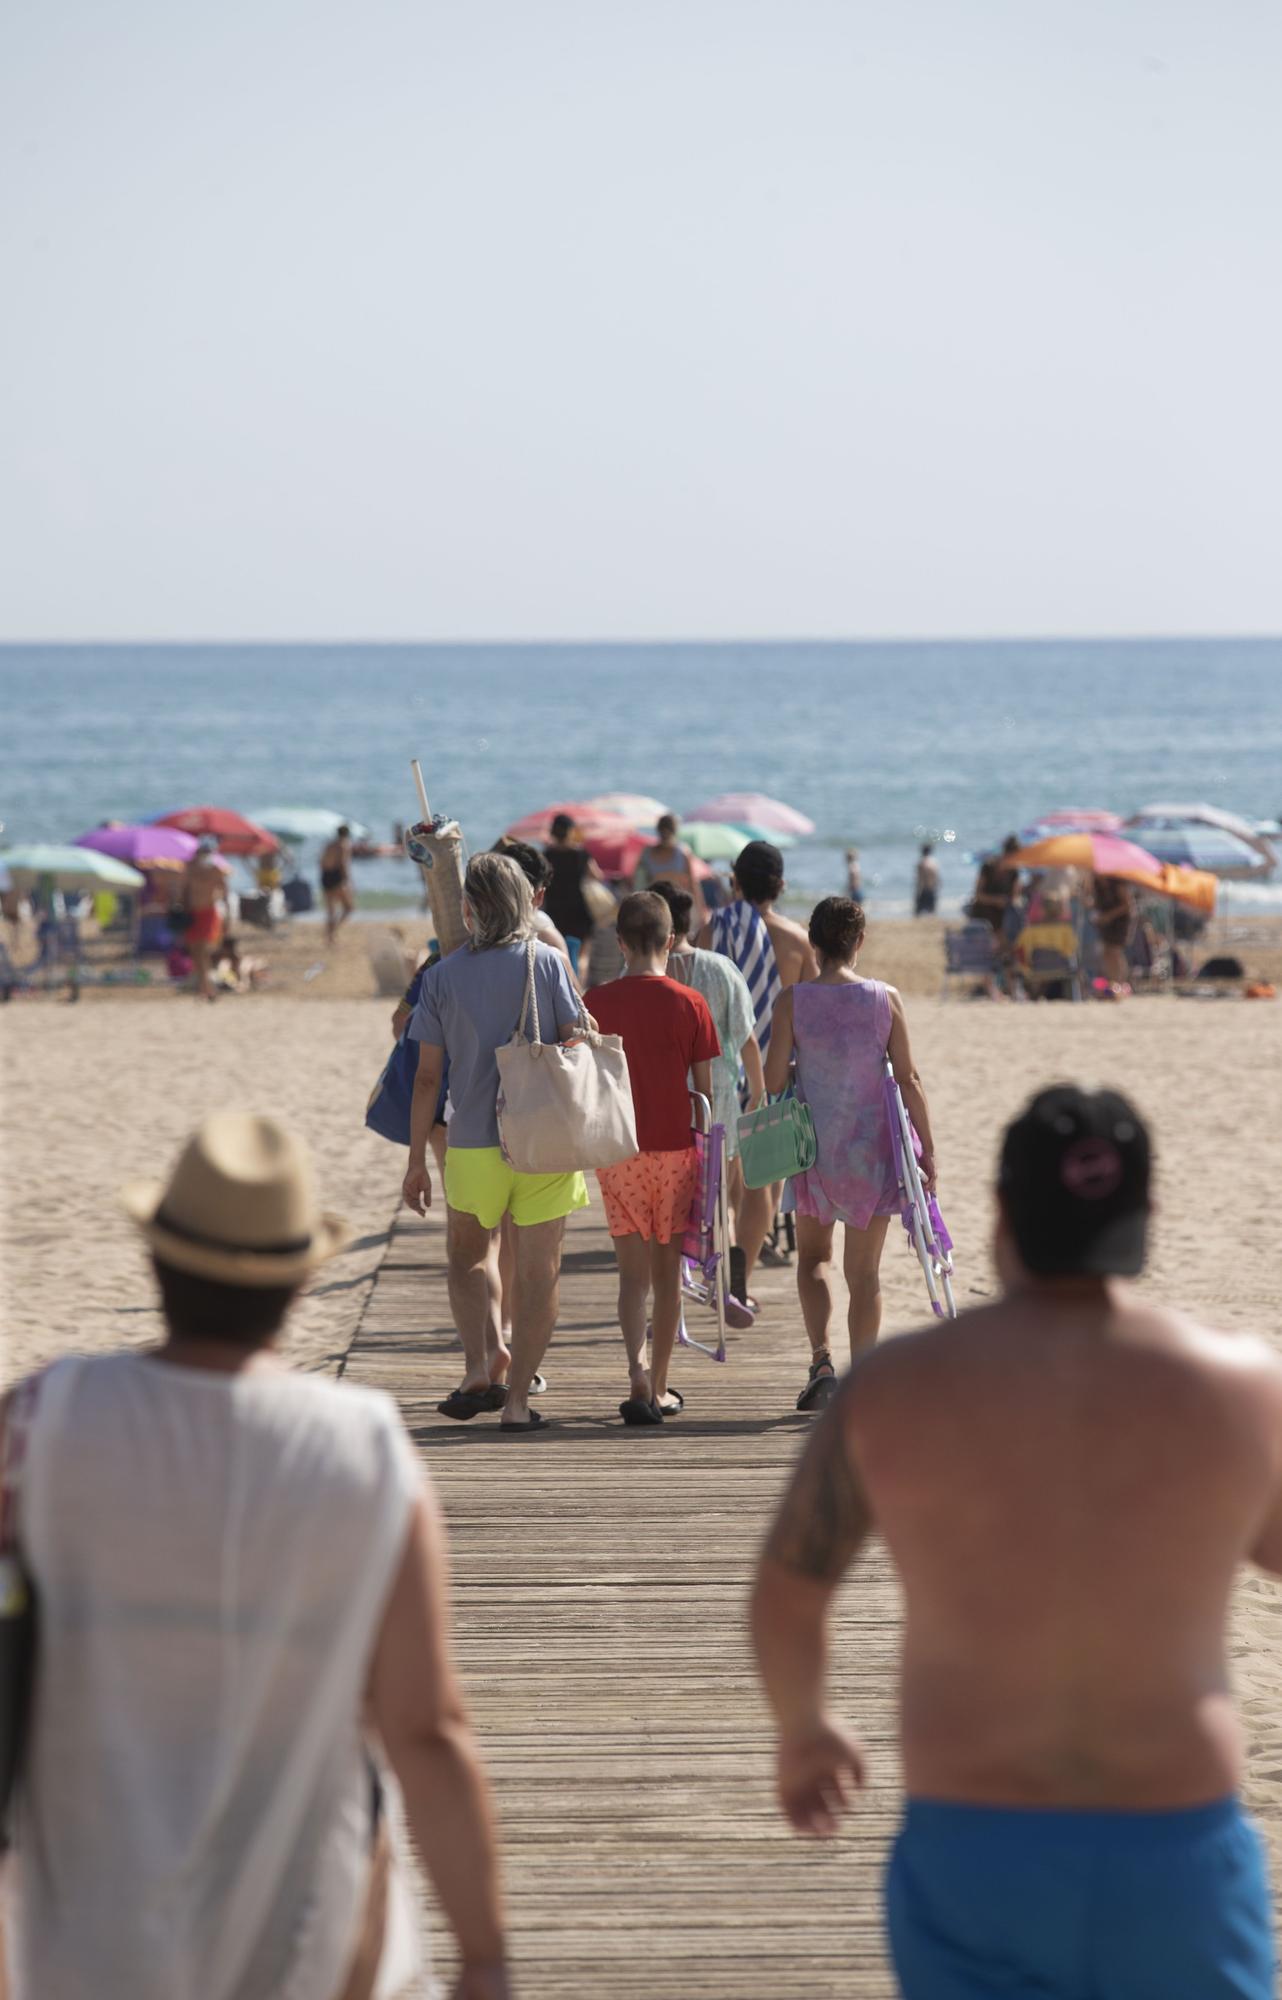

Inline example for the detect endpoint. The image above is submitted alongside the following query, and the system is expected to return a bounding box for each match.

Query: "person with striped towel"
[698,840,818,1306]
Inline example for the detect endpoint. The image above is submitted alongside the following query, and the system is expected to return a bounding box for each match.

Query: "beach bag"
[496,941,638,1173]
[365,1035,420,1145]
[737,1091,817,1189]
[582,876,618,927]
[0,1377,39,1852]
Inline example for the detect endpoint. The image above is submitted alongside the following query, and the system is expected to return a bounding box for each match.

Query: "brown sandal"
[796,1351,836,1412]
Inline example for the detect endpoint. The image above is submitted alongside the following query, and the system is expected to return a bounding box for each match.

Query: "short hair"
[337,824,351,838]
[733,840,784,905]
[921,843,934,856]
[657,814,679,839]
[492,835,552,893]
[649,878,694,938]
[154,1257,298,1348]
[1002,833,1020,855]
[617,890,674,953]
[549,813,575,842]
[808,896,866,961]
[463,851,535,950]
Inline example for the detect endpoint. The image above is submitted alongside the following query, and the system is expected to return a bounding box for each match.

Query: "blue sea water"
[3,639,1281,914]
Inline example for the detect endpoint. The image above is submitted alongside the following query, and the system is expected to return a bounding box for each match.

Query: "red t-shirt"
[585,974,721,1153]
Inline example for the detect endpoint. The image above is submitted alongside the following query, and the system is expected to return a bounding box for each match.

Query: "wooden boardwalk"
[345,1203,905,1998]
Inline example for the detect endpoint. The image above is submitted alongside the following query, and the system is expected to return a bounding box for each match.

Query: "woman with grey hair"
[402,852,588,1433]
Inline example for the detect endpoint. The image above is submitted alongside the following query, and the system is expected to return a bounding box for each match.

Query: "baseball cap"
[998,1085,1151,1278]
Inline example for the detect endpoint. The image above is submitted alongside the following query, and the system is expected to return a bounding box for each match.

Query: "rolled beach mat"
[405,818,468,956]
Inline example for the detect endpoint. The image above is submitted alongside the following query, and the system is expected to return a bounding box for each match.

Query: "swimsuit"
[187,906,224,947]
[321,865,347,893]
[887,1796,1275,2000]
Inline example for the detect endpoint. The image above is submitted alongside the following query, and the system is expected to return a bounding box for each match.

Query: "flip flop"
[500,1409,551,1433]
[724,1295,756,1331]
[619,1397,664,1426]
[795,1355,836,1413]
[656,1390,684,1415]
[437,1385,506,1422]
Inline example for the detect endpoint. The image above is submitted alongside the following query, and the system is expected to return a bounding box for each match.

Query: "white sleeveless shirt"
[6,1354,425,2000]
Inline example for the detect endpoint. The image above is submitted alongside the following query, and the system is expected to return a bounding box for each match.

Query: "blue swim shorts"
[887,1796,1276,1999]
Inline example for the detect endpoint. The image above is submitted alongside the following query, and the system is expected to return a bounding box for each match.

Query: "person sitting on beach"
[634,814,706,926]
[1015,891,1079,1000]
[913,843,939,916]
[320,824,355,942]
[1093,872,1137,988]
[0,1112,510,2000]
[751,1083,1281,2000]
[542,813,607,981]
[649,879,765,1322]
[402,852,588,1433]
[698,840,819,1294]
[764,897,937,1411]
[181,836,229,1002]
[585,892,720,1425]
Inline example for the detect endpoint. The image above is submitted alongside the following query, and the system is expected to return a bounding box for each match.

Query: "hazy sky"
[3,1,1280,640]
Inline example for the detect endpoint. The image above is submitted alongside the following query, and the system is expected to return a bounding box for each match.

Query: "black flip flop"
[437,1385,505,1422]
[656,1391,684,1415]
[500,1409,551,1434]
[796,1356,836,1413]
[619,1397,664,1426]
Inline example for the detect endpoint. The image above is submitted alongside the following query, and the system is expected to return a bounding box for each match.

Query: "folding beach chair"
[884,1058,957,1319]
[941,922,998,999]
[1024,944,1083,1002]
[677,1092,732,1362]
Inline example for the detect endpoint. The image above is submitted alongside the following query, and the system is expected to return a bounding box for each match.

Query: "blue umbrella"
[1126,823,1269,880]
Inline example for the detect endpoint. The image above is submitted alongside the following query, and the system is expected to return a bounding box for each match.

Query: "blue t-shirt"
[409,939,581,1149]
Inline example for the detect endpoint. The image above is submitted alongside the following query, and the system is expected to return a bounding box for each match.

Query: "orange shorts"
[188,907,224,947]
[597,1147,699,1243]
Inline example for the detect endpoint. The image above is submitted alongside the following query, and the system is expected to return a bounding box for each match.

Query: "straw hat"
[121,1112,348,1286]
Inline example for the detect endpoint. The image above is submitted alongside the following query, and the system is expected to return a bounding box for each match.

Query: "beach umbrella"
[1129,804,1276,872]
[1020,809,1125,840]
[680,821,769,863]
[76,823,199,872]
[1119,822,1270,881]
[251,806,371,843]
[684,793,816,838]
[2,844,145,893]
[582,793,672,828]
[503,803,649,878]
[154,806,279,857]
[1008,832,1217,914]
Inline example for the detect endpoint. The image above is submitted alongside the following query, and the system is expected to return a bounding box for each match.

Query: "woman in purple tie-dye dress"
[765,897,938,1411]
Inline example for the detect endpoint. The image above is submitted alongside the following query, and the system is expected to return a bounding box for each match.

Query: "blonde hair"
[463,851,535,950]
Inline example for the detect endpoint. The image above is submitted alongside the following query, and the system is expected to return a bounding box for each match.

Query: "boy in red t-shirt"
[586,893,720,1425]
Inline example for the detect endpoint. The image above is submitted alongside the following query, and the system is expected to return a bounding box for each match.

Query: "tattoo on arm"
[764,1403,873,1582]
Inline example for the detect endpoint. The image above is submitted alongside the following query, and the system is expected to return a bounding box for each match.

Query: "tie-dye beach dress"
[791,978,903,1229]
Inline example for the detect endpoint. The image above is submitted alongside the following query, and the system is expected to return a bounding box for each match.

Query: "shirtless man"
[752,1084,1278,1999]
[182,839,229,1002]
[319,824,354,942]
[698,840,818,1301]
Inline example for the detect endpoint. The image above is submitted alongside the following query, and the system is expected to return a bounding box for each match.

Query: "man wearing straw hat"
[1,1113,510,2000]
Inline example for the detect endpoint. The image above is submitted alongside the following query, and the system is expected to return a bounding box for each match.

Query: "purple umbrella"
[76,822,200,872]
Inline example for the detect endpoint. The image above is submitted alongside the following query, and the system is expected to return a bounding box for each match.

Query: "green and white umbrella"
[251,807,371,843]
[680,821,795,863]
[2,844,145,892]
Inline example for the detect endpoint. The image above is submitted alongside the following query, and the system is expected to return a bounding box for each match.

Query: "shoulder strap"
[0,1374,42,1556]
[517,937,541,1044]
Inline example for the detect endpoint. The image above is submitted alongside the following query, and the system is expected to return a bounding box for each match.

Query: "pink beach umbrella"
[1022,808,1124,837]
[583,793,672,828]
[684,793,816,838]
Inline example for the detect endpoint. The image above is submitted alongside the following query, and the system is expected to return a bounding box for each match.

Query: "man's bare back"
[184,856,224,912]
[833,1288,1282,1807]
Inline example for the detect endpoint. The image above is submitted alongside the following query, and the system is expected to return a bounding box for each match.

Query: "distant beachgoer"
[751,1084,1279,2000]
[765,898,937,1411]
[650,880,765,1318]
[634,815,706,925]
[402,852,588,1433]
[914,844,940,917]
[844,849,863,905]
[0,860,20,940]
[969,833,1021,934]
[698,841,819,1297]
[543,813,606,981]
[320,824,355,942]
[1,1112,509,2000]
[1094,873,1137,987]
[181,837,229,1002]
[585,893,720,1425]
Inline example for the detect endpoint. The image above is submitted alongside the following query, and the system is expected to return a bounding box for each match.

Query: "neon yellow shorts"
[444,1147,590,1230]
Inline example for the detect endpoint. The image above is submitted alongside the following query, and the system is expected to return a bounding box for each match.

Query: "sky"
[2,0,1280,642]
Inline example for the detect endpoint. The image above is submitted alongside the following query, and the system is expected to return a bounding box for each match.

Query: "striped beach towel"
[709,901,782,1054]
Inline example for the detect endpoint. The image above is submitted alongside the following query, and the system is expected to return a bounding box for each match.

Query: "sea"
[4,639,1282,916]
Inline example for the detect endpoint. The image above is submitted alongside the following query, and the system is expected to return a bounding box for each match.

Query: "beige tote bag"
[496,941,639,1174]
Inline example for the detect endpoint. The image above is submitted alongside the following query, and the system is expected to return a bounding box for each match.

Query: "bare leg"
[498,1213,518,1345]
[795,1215,837,1361]
[648,1237,685,1403]
[191,936,215,1001]
[843,1216,891,1360]
[445,1207,500,1394]
[614,1231,653,1403]
[736,1182,775,1292]
[1102,942,1129,985]
[504,1216,567,1425]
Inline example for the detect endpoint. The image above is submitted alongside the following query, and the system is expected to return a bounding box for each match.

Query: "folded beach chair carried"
[883,1057,957,1319]
[677,1092,732,1362]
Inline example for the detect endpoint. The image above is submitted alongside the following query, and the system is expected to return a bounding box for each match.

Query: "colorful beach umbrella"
[680,821,769,863]
[251,807,371,843]
[76,823,200,872]
[1129,805,1276,873]
[684,793,816,838]
[154,806,279,857]
[2,844,145,893]
[1021,808,1125,840]
[1008,832,1217,913]
[582,793,672,828]
[1120,823,1270,881]
[503,803,648,879]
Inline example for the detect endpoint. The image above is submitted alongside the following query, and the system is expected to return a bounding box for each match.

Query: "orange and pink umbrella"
[1008,831,1217,914]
